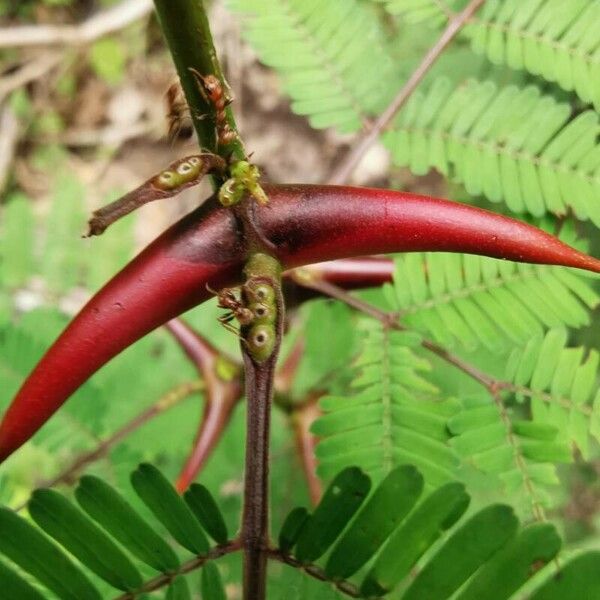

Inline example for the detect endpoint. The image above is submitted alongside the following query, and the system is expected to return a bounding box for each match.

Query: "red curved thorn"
[165,318,242,492]
[288,257,394,290]
[2,184,599,462]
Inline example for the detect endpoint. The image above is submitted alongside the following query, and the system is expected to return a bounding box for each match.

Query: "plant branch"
[153,0,245,164]
[240,255,284,600]
[299,276,496,390]
[328,0,485,184]
[291,393,323,506]
[113,539,241,600]
[19,380,202,507]
[165,319,243,492]
[0,0,152,48]
[268,549,361,598]
[0,52,63,102]
[0,103,19,193]
[490,388,546,522]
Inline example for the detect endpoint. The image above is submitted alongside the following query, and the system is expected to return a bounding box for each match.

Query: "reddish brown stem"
[240,260,285,600]
[328,0,485,184]
[302,277,496,390]
[165,319,243,492]
[16,380,201,511]
[113,539,241,600]
[274,336,305,398]
[287,257,394,291]
[292,393,323,506]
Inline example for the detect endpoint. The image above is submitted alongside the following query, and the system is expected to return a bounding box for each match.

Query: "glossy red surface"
[2,184,599,462]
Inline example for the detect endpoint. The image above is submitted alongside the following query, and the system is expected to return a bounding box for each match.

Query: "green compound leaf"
[468,0,600,110]
[314,320,459,488]
[325,465,424,579]
[28,489,143,591]
[75,475,180,572]
[506,328,600,458]
[530,552,600,599]
[361,481,469,597]
[380,1,600,111]
[384,78,600,227]
[227,0,401,133]
[278,507,310,554]
[402,504,519,600]
[386,252,598,352]
[184,484,228,544]
[456,523,561,600]
[295,467,371,563]
[131,463,209,555]
[1,193,35,288]
[0,507,101,600]
[0,558,46,600]
[201,562,227,600]
[449,393,570,519]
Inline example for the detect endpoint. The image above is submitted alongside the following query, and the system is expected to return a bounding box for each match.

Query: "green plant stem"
[153,0,245,166]
[328,0,485,184]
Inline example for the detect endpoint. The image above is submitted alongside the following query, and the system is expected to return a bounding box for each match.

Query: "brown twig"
[15,380,202,511]
[0,103,19,192]
[291,393,323,506]
[268,549,361,598]
[274,335,305,398]
[165,319,243,492]
[0,0,152,48]
[0,52,63,102]
[240,257,285,600]
[299,276,496,391]
[328,0,485,184]
[113,539,241,600]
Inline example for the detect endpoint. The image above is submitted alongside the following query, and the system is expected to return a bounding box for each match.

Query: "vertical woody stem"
[241,254,284,600]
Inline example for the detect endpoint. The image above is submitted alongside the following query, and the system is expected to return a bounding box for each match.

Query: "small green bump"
[176,160,196,181]
[230,160,251,179]
[246,281,275,304]
[250,302,275,324]
[246,324,275,362]
[218,178,244,206]
[155,170,179,190]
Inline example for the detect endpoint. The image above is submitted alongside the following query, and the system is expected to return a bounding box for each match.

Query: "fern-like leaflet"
[227,0,401,132]
[506,327,600,459]
[384,77,600,225]
[383,251,599,351]
[449,393,571,520]
[378,0,600,110]
[312,319,460,487]
[2,462,600,599]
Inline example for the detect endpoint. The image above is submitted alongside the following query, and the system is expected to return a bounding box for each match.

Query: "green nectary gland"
[241,278,277,362]
[153,156,204,191]
[217,160,269,207]
[245,324,276,362]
